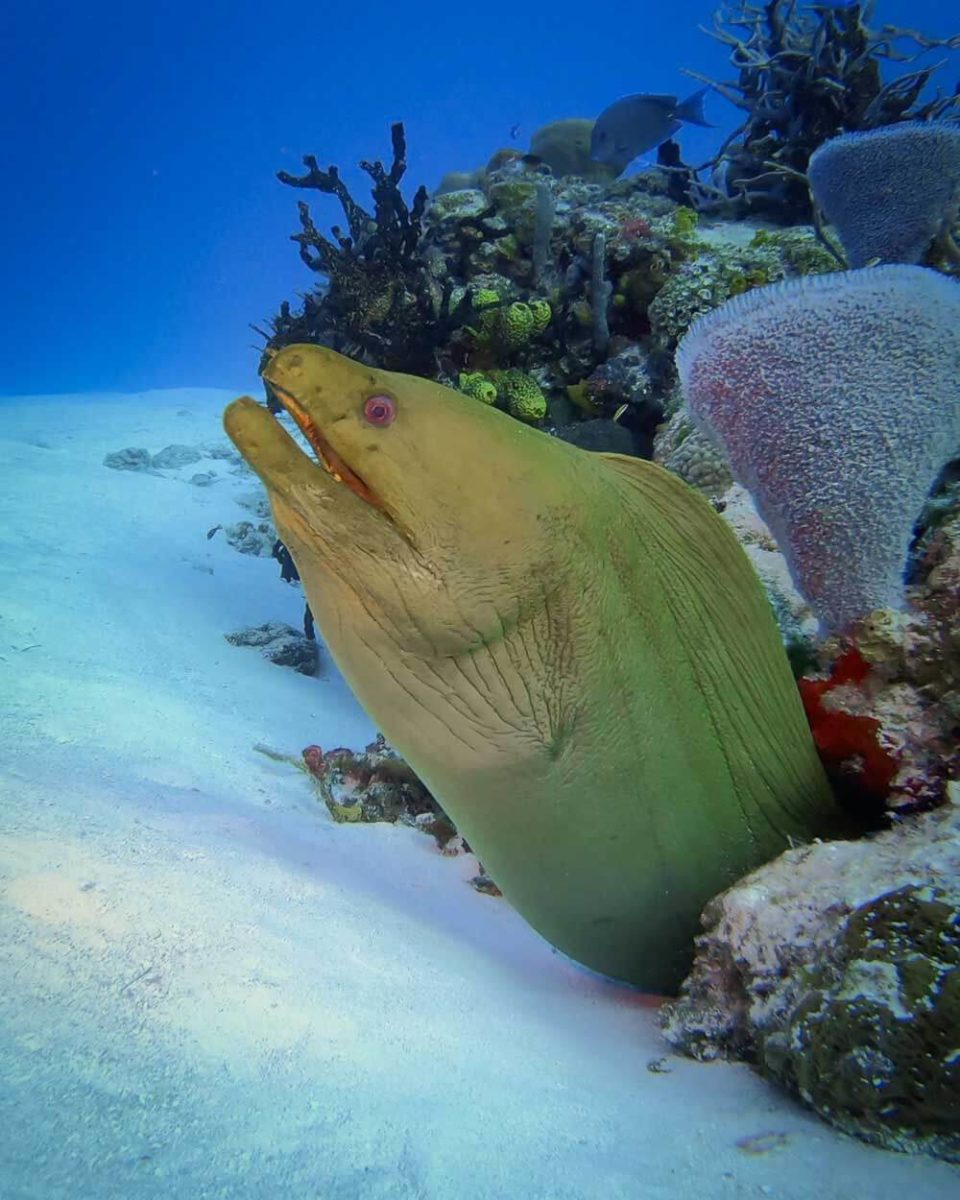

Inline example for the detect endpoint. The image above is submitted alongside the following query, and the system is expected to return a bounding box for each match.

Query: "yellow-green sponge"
[458,371,498,405]
[492,369,547,422]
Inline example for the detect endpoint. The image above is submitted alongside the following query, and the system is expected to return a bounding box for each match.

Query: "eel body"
[224,345,840,992]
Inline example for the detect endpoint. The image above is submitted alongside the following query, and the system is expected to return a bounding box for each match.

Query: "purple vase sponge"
[676,265,960,634]
[808,123,960,267]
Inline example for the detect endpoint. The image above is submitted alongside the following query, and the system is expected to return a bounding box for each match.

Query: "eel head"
[224,344,584,659]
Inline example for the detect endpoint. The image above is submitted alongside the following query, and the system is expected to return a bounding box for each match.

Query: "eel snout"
[256,379,384,513]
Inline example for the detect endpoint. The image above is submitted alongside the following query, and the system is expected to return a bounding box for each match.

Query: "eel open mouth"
[265,380,386,513]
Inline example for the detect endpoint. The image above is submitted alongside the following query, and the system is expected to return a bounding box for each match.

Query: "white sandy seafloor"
[0,387,956,1200]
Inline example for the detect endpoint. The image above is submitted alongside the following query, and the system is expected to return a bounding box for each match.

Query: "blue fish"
[591,89,712,174]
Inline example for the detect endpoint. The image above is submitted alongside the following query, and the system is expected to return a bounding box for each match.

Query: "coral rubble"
[225,621,320,676]
[301,736,455,840]
[296,737,500,893]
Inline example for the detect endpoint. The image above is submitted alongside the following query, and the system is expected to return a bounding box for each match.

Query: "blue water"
[2,0,956,394]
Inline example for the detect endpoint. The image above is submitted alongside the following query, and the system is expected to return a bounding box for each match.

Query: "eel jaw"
[265,380,386,515]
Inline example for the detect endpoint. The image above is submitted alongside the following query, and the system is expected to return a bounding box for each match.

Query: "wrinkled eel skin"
[224,344,842,992]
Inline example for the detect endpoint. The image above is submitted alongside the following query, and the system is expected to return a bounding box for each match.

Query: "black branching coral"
[257,123,472,376]
[277,122,426,276]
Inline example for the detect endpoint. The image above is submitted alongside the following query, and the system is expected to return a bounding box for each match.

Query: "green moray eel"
[224,345,841,992]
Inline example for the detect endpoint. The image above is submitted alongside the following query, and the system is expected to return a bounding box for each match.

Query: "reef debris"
[301,736,455,842]
[297,736,501,894]
[225,621,320,676]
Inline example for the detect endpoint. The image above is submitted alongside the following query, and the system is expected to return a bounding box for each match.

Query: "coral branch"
[277,157,372,242]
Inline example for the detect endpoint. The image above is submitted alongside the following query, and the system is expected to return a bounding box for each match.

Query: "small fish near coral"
[590,89,712,175]
[224,344,845,994]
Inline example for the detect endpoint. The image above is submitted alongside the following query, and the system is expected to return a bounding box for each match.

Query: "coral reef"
[772,882,959,1161]
[261,114,871,454]
[808,123,960,267]
[799,647,900,805]
[258,4,960,439]
[688,0,960,221]
[654,409,732,495]
[489,369,548,422]
[458,370,498,405]
[471,298,552,353]
[660,798,960,1162]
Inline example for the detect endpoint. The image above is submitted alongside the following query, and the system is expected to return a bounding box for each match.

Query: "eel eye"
[363,394,396,426]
